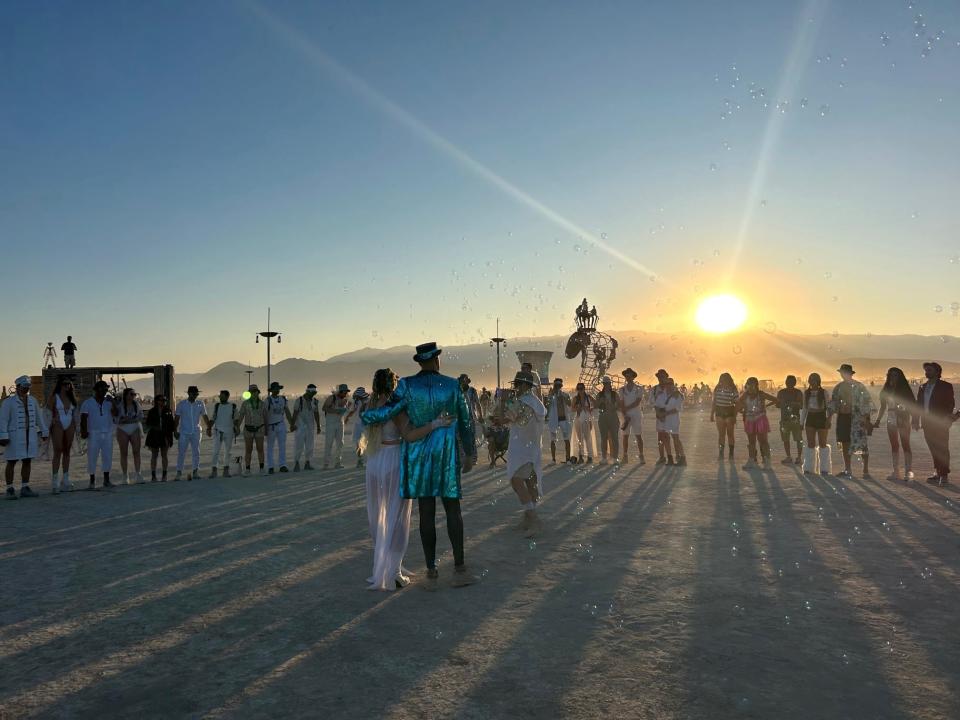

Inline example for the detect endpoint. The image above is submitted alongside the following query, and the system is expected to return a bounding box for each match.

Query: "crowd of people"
[2,345,958,594]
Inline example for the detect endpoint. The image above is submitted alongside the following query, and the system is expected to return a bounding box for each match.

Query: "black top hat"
[512,370,536,387]
[186,385,200,393]
[413,341,442,363]
[622,368,638,379]
[837,364,855,375]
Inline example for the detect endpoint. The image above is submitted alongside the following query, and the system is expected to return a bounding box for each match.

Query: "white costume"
[653,388,683,435]
[210,401,236,468]
[365,419,413,590]
[573,396,595,459]
[546,390,572,441]
[620,383,644,434]
[0,394,48,460]
[323,394,350,468]
[175,398,207,473]
[265,395,289,470]
[292,395,319,466]
[351,397,368,449]
[507,393,547,486]
[81,396,117,474]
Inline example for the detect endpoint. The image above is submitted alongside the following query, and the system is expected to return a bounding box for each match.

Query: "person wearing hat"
[208,390,237,478]
[830,364,873,479]
[264,381,292,474]
[619,368,646,465]
[545,378,572,464]
[346,387,371,468]
[174,385,210,481]
[236,385,267,475]
[595,376,620,465]
[0,375,49,499]
[913,362,960,486]
[80,380,119,489]
[503,370,547,536]
[519,362,544,402]
[322,383,352,470]
[361,341,479,588]
[652,376,686,465]
[291,384,321,472]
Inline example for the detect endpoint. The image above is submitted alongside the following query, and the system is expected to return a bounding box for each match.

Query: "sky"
[2,0,959,383]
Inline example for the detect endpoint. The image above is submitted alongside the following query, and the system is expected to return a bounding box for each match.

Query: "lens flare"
[695,295,748,334]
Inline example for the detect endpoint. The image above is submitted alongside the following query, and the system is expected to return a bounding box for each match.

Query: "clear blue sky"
[2,0,958,381]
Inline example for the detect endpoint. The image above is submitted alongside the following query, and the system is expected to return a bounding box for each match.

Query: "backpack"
[212,402,236,423]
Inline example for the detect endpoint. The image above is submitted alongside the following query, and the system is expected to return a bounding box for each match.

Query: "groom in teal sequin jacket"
[361,342,477,498]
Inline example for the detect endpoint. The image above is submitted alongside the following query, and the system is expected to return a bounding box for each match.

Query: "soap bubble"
[819,104,830,117]
[528,540,537,551]
[732,345,742,355]
[764,322,777,334]
[880,32,890,46]
[731,546,739,557]
[709,162,718,172]
[434,630,444,640]
[934,305,944,313]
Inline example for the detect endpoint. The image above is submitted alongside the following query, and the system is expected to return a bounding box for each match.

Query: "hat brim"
[413,348,442,362]
[836,368,855,374]
[622,370,637,378]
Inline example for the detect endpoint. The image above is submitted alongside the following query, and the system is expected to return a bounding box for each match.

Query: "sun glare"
[695,294,748,334]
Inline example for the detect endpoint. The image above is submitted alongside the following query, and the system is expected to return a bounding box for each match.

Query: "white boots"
[818,445,832,476]
[802,446,832,476]
[52,473,61,495]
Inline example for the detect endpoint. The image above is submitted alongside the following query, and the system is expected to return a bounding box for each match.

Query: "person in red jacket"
[913,362,960,486]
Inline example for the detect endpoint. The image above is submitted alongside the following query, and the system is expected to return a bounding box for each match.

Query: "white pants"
[87,431,114,475]
[211,429,234,467]
[573,415,595,458]
[324,416,345,467]
[266,423,287,469]
[177,433,201,472]
[294,423,316,464]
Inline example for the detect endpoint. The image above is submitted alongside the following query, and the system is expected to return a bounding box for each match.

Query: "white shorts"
[622,411,643,434]
[548,420,572,441]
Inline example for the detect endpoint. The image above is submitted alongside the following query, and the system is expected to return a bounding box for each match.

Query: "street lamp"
[255,308,282,389]
[244,366,254,391]
[489,317,507,390]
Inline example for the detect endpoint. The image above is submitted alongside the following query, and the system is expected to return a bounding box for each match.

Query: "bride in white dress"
[362,369,452,591]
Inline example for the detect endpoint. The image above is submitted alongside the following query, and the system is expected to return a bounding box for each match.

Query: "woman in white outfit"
[116,388,144,484]
[363,369,452,591]
[571,382,595,464]
[653,377,686,466]
[48,376,79,493]
[504,371,547,537]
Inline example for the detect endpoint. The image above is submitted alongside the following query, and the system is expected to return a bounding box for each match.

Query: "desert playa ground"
[1,416,959,720]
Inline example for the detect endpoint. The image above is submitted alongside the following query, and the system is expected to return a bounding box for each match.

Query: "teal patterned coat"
[361,371,476,499]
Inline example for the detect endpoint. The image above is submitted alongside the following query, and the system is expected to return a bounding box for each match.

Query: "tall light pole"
[255,308,282,390]
[244,366,254,391]
[489,318,507,390]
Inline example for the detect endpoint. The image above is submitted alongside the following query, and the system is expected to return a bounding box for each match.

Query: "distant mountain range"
[128,331,960,398]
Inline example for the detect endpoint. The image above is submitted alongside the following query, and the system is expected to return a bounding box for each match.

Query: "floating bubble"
[823,271,832,280]
[784,615,791,625]
[528,540,537,551]
[764,322,777,334]
[731,546,739,557]
[880,32,890,47]
[709,162,718,172]
[934,305,944,313]
[732,345,742,355]
[911,211,919,219]
[819,104,830,117]
[434,631,444,640]
[804,600,812,611]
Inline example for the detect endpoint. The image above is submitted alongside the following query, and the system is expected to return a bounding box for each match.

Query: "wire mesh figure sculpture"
[565,299,621,392]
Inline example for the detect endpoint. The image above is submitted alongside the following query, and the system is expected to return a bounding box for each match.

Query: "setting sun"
[695,294,748,334]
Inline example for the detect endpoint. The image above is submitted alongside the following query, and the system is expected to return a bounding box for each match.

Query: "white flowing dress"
[507,394,547,486]
[365,419,413,590]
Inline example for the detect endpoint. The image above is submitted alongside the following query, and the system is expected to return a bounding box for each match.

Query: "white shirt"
[923,382,936,413]
[266,396,288,426]
[211,402,236,432]
[293,396,319,429]
[175,399,208,434]
[81,397,118,433]
[620,384,644,415]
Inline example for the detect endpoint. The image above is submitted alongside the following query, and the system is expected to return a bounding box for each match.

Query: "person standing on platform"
[0,376,49,499]
[208,390,237,478]
[619,368,645,465]
[174,385,209,481]
[80,380,117,489]
[61,336,77,369]
[265,381,292,474]
[291,384,320,471]
[545,378,572,464]
[914,362,959,487]
[322,383,352,469]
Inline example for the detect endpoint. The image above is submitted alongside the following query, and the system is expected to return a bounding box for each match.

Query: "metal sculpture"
[564,298,621,391]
